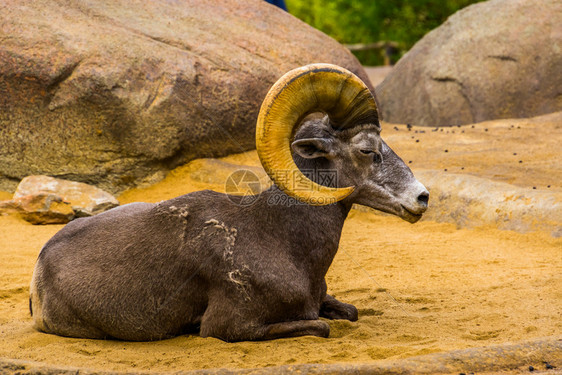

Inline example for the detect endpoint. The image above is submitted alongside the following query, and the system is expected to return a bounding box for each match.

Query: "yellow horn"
[256,64,379,206]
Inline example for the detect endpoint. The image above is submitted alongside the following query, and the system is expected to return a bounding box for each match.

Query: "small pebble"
[471,125,475,128]
[461,130,465,133]
[408,161,412,164]
[513,153,517,155]
[416,139,420,143]
[533,187,536,189]
[415,130,418,133]
[547,185,551,188]
[544,362,555,369]
[444,169,448,171]
[461,167,465,170]
[529,365,535,372]
[444,149,449,153]
[485,128,488,132]
[407,124,412,130]
[394,126,399,131]
[519,160,523,163]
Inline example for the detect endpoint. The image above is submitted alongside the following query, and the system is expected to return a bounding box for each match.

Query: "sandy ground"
[1,113,561,373]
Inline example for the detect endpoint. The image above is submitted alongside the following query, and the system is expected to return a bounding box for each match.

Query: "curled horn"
[255,63,380,206]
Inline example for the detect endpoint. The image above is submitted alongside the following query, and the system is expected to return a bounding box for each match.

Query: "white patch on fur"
[227,268,251,301]
[203,219,249,300]
[170,205,189,221]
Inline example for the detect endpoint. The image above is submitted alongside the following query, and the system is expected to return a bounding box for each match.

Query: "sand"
[1,114,561,373]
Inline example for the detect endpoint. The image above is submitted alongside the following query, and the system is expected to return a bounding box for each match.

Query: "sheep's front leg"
[262,319,330,340]
[202,313,330,341]
[320,294,358,321]
[200,291,330,341]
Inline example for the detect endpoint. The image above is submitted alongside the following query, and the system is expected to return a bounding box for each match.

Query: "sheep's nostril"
[417,192,429,206]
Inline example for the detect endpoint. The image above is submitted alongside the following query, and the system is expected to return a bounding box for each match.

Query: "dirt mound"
[379,111,562,236]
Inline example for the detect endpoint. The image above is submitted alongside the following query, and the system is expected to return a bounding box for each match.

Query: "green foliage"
[285,0,485,65]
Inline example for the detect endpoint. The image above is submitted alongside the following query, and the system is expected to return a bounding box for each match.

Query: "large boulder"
[376,0,562,126]
[0,0,371,193]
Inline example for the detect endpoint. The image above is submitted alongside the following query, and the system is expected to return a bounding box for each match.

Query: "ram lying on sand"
[30,64,429,342]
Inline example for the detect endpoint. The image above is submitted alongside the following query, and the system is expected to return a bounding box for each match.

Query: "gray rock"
[0,0,371,193]
[14,175,119,218]
[14,193,75,225]
[358,170,562,237]
[415,171,562,237]
[0,200,19,216]
[376,0,562,126]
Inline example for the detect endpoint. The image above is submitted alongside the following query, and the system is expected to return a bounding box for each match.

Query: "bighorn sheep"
[30,64,429,342]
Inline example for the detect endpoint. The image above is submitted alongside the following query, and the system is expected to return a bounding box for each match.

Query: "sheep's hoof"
[320,296,359,321]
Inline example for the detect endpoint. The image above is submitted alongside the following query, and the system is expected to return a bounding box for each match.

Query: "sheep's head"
[256,64,428,222]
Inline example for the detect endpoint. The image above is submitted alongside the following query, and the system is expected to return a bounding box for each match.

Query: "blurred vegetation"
[285,0,485,65]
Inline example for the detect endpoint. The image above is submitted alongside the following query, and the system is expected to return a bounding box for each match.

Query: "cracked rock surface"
[376,0,562,126]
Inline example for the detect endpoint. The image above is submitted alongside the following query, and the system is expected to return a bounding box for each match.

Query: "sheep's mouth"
[400,205,423,223]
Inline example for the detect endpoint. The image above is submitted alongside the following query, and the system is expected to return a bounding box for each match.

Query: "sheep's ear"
[291,138,334,159]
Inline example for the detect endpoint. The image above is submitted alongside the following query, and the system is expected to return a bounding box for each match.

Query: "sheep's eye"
[360,149,383,164]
